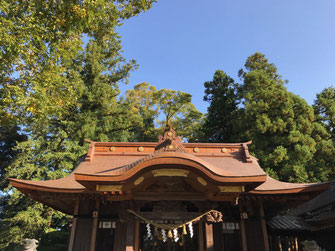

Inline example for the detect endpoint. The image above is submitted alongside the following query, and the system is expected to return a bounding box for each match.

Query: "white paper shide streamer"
[145,221,195,243]
[161,229,167,242]
[188,223,194,238]
[146,223,152,240]
[173,229,179,242]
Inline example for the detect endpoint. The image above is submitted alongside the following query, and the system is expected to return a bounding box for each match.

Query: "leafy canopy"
[0,0,155,248]
[125,82,203,141]
[200,52,334,182]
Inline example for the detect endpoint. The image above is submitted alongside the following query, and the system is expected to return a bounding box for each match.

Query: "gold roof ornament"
[155,122,186,153]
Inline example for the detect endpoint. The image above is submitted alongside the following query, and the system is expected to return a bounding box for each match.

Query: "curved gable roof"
[9,127,329,195]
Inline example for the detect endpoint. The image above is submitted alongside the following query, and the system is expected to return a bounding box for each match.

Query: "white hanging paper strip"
[146,223,152,240]
[227,222,235,230]
[188,223,194,238]
[102,222,112,228]
[161,229,167,242]
[173,229,179,242]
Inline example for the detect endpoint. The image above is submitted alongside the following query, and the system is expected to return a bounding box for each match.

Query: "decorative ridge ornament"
[155,123,186,153]
[242,143,253,163]
[85,141,96,162]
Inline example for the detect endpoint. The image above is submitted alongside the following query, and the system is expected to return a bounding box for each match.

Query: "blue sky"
[118,0,335,114]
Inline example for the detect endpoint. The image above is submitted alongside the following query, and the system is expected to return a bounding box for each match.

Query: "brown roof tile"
[251,176,329,194]
[9,140,328,195]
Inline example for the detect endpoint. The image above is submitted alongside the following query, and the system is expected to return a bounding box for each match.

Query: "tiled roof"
[9,126,330,197]
[290,182,335,216]
[251,176,329,194]
[306,210,335,222]
[267,216,310,232]
[9,140,329,194]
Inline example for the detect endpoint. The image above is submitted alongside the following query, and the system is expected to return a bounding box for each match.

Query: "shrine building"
[9,126,329,251]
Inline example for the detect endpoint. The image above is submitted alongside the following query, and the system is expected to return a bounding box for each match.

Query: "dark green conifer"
[199,70,242,143]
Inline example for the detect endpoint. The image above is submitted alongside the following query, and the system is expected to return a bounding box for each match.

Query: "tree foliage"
[199,70,241,142]
[0,0,155,248]
[314,87,335,140]
[239,53,315,181]
[1,2,335,246]
[311,87,335,180]
[125,82,203,141]
[200,52,334,182]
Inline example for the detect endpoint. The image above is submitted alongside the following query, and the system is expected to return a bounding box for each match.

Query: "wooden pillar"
[259,200,270,251]
[68,200,79,251]
[198,221,204,251]
[113,222,122,251]
[167,238,171,251]
[205,223,214,251]
[134,221,140,251]
[126,221,136,251]
[295,237,298,251]
[278,236,283,251]
[239,202,248,251]
[90,199,100,251]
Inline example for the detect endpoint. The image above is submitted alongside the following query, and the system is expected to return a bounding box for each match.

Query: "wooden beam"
[90,199,100,251]
[135,211,209,221]
[259,200,270,251]
[239,202,248,251]
[218,185,245,193]
[68,200,79,251]
[133,192,206,201]
[205,223,214,251]
[151,169,190,177]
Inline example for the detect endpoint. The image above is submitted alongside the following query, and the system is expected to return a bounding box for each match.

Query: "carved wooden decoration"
[205,210,223,223]
[144,177,197,193]
[155,125,186,153]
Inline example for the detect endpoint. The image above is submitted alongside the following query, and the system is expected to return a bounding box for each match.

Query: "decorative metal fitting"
[221,148,227,153]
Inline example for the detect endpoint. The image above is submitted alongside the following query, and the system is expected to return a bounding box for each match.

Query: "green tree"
[199,70,242,143]
[238,52,326,182]
[0,121,26,191]
[200,53,333,182]
[125,82,203,141]
[124,83,161,141]
[311,87,335,180]
[314,87,335,140]
[0,0,155,248]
